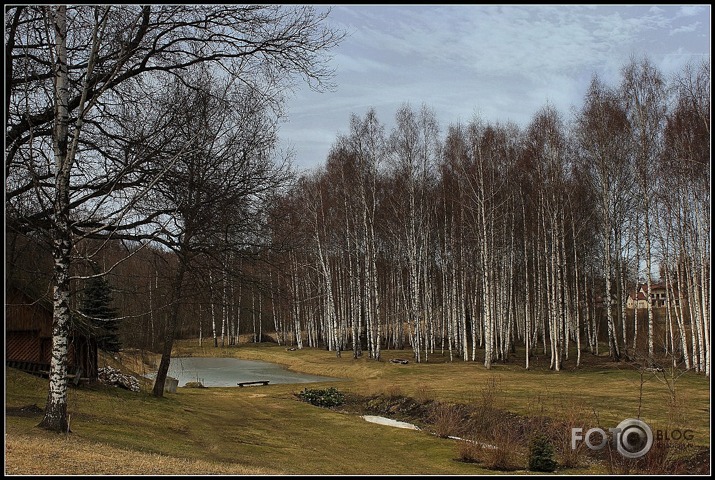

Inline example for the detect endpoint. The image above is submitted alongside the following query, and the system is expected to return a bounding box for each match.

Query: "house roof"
[637,282,682,293]
[628,291,647,301]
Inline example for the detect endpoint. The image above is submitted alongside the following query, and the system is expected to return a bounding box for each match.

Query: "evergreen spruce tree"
[528,434,557,472]
[81,272,121,352]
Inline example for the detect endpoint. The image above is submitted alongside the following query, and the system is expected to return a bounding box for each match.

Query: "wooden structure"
[6,285,98,381]
[237,380,270,387]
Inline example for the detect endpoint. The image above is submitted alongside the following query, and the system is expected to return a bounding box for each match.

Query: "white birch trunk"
[221,271,226,347]
[270,272,281,345]
[40,5,72,432]
[674,254,690,369]
[209,271,217,347]
[644,212,654,363]
[523,201,532,369]
[289,255,302,349]
[571,220,582,368]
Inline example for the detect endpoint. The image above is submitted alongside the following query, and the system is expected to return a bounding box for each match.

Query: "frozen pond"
[148,357,340,387]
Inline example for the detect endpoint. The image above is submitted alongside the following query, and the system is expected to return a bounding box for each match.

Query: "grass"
[5,339,710,475]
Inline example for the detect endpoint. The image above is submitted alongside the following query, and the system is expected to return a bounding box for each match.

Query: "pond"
[147,357,340,387]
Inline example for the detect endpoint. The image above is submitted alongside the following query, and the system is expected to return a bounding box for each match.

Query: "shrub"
[529,434,557,472]
[457,439,483,463]
[483,444,520,471]
[551,398,589,467]
[297,387,345,408]
[481,424,522,471]
[429,403,463,438]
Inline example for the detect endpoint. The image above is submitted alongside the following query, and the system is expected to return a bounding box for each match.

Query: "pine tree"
[528,434,557,472]
[81,274,121,352]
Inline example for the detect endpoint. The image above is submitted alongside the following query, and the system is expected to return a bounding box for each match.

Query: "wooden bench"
[237,380,270,387]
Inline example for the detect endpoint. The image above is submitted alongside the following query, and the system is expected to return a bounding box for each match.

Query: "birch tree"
[575,76,633,361]
[337,109,387,360]
[620,56,668,362]
[263,57,707,375]
[387,104,440,362]
[524,106,571,370]
[660,59,710,375]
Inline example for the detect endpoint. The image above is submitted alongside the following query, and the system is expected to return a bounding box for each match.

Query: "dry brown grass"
[103,348,161,377]
[8,341,709,475]
[4,432,275,475]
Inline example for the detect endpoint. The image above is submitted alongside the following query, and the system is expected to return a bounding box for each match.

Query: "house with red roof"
[626,282,686,309]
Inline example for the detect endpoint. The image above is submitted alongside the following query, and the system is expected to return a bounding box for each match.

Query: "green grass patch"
[297,386,345,407]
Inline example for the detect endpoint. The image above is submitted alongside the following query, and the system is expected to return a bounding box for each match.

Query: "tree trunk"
[152,259,188,397]
[39,6,72,432]
[209,271,217,347]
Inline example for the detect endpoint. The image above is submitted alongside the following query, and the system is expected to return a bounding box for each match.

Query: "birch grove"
[269,59,709,377]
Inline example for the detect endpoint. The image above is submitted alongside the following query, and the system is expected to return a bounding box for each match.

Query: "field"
[5,340,711,475]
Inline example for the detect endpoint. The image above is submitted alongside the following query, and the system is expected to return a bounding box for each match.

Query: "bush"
[429,403,463,438]
[529,434,557,472]
[457,439,483,463]
[297,387,345,408]
[480,424,522,471]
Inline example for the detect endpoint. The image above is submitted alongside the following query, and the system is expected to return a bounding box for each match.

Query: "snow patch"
[361,415,420,430]
[447,435,497,449]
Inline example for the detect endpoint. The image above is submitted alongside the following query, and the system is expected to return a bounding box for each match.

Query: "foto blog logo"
[571,418,653,459]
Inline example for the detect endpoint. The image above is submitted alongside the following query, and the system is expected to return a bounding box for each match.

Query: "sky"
[277,4,711,173]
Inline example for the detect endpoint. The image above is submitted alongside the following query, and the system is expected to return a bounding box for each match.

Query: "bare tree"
[575,76,633,362]
[386,104,440,362]
[660,59,710,376]
[6,5,342,430]
[524,106,572,370]
[255,58,707,376]
[144,70,293,396]
[336,109,387,360]
[620,56,668,362]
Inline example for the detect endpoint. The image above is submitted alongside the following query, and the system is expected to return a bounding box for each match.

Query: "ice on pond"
[146,357,340,387]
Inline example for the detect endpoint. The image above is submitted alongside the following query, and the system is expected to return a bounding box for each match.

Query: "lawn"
[5,340,710,475]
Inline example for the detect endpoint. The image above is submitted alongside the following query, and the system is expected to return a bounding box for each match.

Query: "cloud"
[670,22,702,35]
[282,5,711,171]
[332,51,390,74]
[332,6,672,82]
[677,6,707,17]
